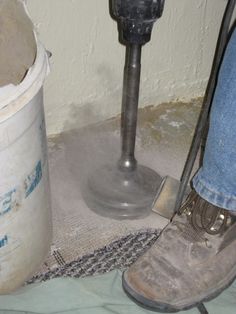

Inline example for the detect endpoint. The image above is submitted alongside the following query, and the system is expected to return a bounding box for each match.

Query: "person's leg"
[122,28,236,313]
[193,28,236,212]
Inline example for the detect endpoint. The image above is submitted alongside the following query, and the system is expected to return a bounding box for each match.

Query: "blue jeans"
[193,28,236,212]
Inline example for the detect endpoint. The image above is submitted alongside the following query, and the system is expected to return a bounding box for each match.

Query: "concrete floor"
[39,99,202,271]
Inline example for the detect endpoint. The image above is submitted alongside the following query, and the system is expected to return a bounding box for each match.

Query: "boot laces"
[179,191,229,236]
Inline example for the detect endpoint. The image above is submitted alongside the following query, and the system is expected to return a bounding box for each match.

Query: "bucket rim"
[0,41,49,123]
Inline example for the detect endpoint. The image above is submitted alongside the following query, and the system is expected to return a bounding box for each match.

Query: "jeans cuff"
[192,173,236,212]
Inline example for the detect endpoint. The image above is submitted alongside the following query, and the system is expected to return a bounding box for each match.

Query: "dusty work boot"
[123,190,236,312]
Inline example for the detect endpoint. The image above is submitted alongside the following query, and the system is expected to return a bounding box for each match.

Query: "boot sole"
[122,271,236,313]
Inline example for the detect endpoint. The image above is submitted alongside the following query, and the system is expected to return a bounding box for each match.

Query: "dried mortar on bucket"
[0,0,36,87]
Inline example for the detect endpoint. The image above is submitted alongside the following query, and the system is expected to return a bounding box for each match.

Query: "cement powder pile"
[0,0,36,87]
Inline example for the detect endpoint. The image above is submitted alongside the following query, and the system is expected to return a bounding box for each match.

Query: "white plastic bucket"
[0,42,52,293]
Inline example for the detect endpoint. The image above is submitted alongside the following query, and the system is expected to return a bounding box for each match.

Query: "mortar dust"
[0,0,36,87]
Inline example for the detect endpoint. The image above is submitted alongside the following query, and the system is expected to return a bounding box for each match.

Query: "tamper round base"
[83,164,162,219]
